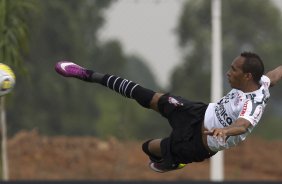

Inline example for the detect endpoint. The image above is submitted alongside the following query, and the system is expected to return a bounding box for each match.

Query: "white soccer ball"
[0,63,16,97]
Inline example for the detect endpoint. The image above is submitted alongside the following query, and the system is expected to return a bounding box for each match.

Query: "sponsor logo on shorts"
[168,97,183,107]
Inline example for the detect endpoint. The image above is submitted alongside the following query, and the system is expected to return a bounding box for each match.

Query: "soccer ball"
[0,63,16,96]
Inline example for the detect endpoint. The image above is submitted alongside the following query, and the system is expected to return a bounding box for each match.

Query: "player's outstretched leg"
[55,61,156,109]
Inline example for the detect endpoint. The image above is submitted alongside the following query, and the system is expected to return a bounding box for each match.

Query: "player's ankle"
[90,72,105,83]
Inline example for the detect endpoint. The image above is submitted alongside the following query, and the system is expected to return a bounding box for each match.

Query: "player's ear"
[244,72,253,81]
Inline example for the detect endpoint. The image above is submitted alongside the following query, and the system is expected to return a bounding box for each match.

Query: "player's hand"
[204,128,227,146]
[204,128,228,144]
[204,128,226,136]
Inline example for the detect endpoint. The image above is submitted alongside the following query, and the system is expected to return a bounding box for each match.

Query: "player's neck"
[241,82,260,93]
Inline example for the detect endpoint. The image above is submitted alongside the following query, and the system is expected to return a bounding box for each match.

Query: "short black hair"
[240,52,264,83]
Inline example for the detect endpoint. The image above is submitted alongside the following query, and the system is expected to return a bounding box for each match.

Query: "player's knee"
[149,93,163,111]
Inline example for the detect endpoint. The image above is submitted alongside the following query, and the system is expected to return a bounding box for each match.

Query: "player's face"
[226,56,247,90]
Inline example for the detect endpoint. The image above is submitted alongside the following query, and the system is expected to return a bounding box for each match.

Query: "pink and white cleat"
[55,61,93,82]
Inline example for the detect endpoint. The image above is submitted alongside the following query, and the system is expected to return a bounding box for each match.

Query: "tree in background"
[8,0,168,139]
[0,0,36,179]
[0,0,35,67]
[171,0,282,138]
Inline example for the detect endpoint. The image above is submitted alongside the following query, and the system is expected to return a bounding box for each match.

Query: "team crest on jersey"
[234,94,243,106]
[168,97,183,107]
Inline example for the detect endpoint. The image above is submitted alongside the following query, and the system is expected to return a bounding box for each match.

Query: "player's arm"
[266,65,282,87]
[204,118,251,137]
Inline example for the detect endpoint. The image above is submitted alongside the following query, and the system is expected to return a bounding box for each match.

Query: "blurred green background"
[1,0,282,140]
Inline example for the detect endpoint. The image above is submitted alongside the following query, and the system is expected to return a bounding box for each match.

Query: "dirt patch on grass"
[7,130,282,181]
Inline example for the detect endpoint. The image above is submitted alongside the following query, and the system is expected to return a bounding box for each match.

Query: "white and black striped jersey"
[204,75,271,152]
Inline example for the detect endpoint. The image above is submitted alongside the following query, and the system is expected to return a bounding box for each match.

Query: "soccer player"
[55,52,282,173]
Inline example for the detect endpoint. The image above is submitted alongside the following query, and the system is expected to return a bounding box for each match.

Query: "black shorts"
[158,94,215,167]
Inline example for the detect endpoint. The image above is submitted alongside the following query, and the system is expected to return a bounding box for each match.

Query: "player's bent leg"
[148,139,162,158]
[142,139,186,173]
[142,139,163,162]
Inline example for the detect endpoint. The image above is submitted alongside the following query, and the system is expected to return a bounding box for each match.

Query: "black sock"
[100,74,155,108]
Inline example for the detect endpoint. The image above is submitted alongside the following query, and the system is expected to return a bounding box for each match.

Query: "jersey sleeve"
[260,75,271,88]
[238,100,264,126]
